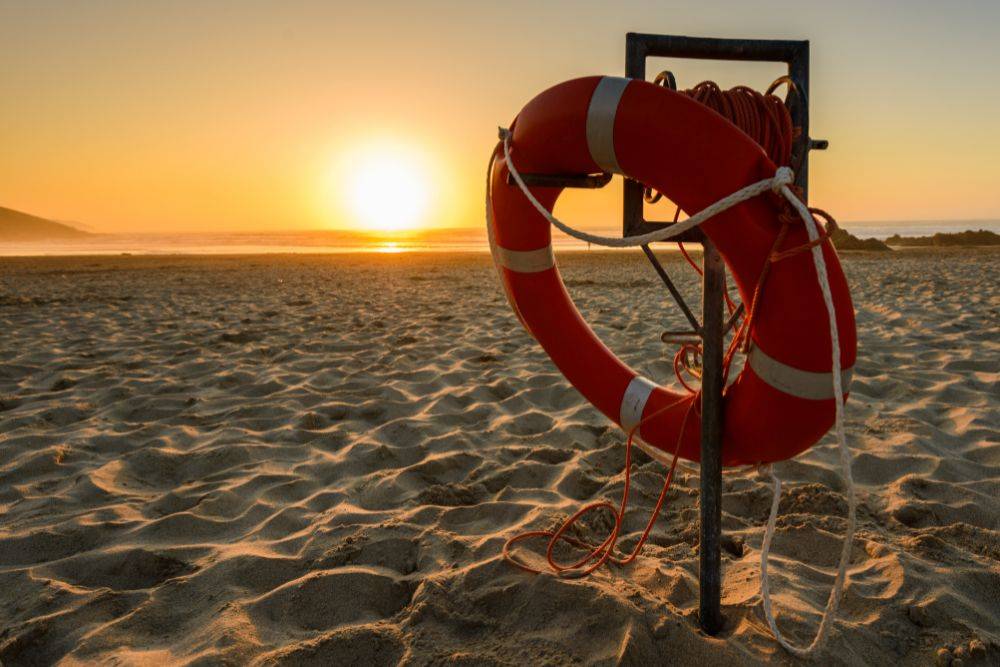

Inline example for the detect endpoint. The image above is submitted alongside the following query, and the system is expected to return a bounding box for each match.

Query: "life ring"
[488,76,857,466]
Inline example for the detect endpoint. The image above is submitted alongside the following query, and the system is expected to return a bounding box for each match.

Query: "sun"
[342,143,432,232]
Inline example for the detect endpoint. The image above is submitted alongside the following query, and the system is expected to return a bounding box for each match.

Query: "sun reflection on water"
[375,241,405,254]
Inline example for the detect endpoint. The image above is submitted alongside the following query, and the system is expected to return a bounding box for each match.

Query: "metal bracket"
[641,245,701,333]
[724,302,746,335]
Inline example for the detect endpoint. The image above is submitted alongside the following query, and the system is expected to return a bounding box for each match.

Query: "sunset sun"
[343,143,432,232]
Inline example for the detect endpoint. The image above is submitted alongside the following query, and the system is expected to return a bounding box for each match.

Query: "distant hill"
[886,229,1000,247]
[831,228,891,251]
[0,206,91,241]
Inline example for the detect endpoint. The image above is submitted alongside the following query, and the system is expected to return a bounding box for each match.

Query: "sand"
[0,248,997,665]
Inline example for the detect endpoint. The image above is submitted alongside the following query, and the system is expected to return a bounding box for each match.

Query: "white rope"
[499,128,794,248]
[758,191,856,659]
[497,127,855,657]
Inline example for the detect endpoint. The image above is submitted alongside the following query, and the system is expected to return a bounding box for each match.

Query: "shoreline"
[2,224,998,259]
[1,244,999,263]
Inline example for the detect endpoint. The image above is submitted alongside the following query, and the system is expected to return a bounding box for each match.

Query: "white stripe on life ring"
[620,375,657,435]
[586,76,629,175]
[494,244,555,273]
[748,345,854,401]
[619,376,675,468]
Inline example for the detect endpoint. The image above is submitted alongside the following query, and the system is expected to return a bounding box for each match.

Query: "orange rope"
[683,81,794,167]
[739,206,838,353]
[678,239,740,316]
[503,393,696,577]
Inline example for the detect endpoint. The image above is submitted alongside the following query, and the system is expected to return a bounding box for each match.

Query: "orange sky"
[2,1,998,233]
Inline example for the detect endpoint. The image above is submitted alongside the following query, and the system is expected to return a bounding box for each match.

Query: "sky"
[1,1,999,234]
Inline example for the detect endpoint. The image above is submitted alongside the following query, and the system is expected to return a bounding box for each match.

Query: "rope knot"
[771,166,795,193]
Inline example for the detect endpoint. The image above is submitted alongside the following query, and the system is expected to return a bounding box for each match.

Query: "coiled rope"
[492,80,855,658]
[503,393,696,579]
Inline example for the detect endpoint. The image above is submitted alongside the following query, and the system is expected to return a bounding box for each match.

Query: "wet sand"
[0,248,997,665]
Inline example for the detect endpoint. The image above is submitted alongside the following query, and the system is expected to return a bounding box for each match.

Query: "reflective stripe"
[748,346,854,401]
[494,245,555,273]
[586,76,628,174]
[620,375,657,435]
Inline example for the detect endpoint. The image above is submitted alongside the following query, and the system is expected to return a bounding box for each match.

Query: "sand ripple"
[0,249,997,665]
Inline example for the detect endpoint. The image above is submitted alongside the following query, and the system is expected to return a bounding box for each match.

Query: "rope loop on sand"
[758,188,857,659]
[494,128,856,658]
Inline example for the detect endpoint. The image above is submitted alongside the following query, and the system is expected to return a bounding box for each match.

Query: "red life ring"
[488,76,857,466]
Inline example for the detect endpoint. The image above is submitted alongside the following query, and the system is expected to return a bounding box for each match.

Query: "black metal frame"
[509,32,823,638]
[624,33,822,636]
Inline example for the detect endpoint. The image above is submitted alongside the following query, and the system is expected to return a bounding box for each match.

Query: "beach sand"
[0,248,997,665]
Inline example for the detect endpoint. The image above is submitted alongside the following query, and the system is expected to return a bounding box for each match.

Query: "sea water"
[2,221,998,256]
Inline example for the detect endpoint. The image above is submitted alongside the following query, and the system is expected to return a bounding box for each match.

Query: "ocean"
[3,220,998,256]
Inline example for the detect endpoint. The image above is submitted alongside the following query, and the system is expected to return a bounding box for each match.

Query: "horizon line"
[61,217,1000,236]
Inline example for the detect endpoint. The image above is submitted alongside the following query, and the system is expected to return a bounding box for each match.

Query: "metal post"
[620,33,822,637]
[699,240,725,635]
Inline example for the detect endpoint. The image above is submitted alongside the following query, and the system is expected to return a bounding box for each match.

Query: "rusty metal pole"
[699,240,725,635]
